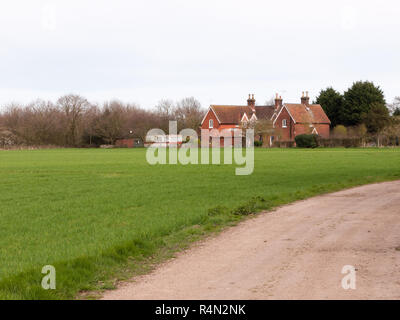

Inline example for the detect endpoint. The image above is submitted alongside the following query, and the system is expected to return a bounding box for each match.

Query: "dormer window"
[282,119,287,128]
[209,119,213,128]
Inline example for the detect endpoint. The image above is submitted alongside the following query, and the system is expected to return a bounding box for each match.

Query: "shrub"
[332,125,347,138]
[254,140,262,147]
[295,134,319,148]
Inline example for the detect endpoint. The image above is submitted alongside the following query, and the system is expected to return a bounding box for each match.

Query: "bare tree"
[254,119,274,147]
[126,107,159,142]
[94,101,130,145]
[240,118,274,147]
[29,100,65,145]
[57,94,89,146]
[154,99,175,132]
[82,104,101,146]
[175,97,204,131]
[388,97,400,115]
[0,94,206,147]
[1,101,66,146]
[2,104,25,144]
[0,128,15,148]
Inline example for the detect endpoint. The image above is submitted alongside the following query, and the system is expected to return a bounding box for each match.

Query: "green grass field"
[0,148,399,299]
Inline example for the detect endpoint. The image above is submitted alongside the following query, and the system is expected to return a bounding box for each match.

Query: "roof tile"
[211,105,275,124]
[285,104,330,124]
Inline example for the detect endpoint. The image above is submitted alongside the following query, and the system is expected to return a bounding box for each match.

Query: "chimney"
[275,93,283,110]
[301,91,310,105]
[247,93,256,111]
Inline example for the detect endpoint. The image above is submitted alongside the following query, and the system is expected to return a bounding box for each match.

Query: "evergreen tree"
[315,87,344,127]
[342,81,386,126]
[363,102,390,134]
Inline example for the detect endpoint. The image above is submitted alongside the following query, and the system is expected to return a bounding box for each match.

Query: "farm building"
[200,92,331,146]
[115,137,144,148]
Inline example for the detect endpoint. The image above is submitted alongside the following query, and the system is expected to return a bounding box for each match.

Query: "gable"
[241,113,249,122]
[201,107,221,125]
[273,105,296,126]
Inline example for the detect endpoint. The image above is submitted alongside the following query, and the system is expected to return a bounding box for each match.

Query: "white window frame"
[282,119,287,128]
[209,119,214,128]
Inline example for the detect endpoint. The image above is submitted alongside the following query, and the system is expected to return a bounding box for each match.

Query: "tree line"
[315,81,399,139]
[1,82,399,149]
[0,95,205,148]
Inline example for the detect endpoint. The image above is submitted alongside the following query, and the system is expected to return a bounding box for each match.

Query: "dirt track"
[102,181,400,300]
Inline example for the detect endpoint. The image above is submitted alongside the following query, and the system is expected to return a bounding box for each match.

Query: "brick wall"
[274,108,294,141]
[201,109,220,130]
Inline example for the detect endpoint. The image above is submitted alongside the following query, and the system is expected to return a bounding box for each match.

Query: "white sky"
[0,0,399,109]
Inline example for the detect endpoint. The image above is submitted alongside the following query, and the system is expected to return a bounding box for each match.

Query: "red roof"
[203,100,330,126]
[210,105,275,124]
[284,104,330,124]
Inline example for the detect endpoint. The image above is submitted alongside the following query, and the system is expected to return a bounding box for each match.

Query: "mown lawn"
[0,148,399,299]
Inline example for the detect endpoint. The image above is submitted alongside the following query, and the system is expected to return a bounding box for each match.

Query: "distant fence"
[319,136,400,148]
[271,135,400,148]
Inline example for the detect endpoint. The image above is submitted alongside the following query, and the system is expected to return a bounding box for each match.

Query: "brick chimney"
[247,94,256,111]
[275,93,283,111]
[301,91,310,105]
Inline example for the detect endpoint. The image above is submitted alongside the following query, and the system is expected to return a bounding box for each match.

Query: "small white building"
[146,134,183,147]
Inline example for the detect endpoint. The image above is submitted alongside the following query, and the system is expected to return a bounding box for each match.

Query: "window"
[282,119,287,128]
[209,119,213,128]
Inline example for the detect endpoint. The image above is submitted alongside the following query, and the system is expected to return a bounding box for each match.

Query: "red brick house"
[200,92,330,146]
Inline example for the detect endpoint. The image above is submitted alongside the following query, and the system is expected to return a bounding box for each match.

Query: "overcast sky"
[0,0,399,109]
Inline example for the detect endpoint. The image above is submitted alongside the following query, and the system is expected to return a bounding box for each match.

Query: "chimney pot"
[301,91,310,105]
[275,94,283,110]
[247,93,255,109]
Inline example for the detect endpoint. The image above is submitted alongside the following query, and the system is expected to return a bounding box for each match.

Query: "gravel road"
[102,181,400,300]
